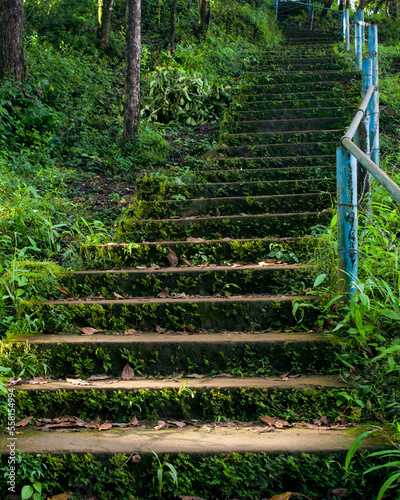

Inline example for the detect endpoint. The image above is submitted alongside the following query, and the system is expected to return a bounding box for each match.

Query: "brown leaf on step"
[331,488,348,498]
[179,497,207,500]
[124,328,138,335]
[274,419,291,429]
[182,257,193,267]
[266,493,293,500]
[16,416,33,427]
[155,325,165,333]
[87,375,112,381]
[98,421,112,431]
[154,420,168,430]
[167,247,179,267]
[288,374,301,379]
[28,376,51,384]
[47,493,73,500]
[259,426,275,433]
[88,416,100,428]
[150,264,161,270]
[131,454,141,463]
[57,286,75,298]
[6,377,21,386]
[261,416,279,426]
[212,373,233,378]
[65,378,90,386]
[186,373,205,379]
[77,327,104,335]
[123,416,139,427]
[186,237,205,242]
[349,366,358,379]
[121,364,135,380]
[157,287,170,298]
[113,292,124,299]
[182,324,197,333]
[168,420,186,428]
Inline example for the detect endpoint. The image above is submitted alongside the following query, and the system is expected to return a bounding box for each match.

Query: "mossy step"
[210,155,336,169]
[117,211,331,242]
[222,130,342,147]
[226,106,356,122]
[194,165,336,183]
[251,62,351,72]
[79,236,320,270]
[12,376,348,423]
[243,71,359,85]
[237,90,358,104]
[63,263,314,299]
[13,331,335,377]
[221,117,348,134]
[220,141,337,158]
[132,192,334,219]
[136,178,336,200]
[28,294,318,333]
[240,80,359,95]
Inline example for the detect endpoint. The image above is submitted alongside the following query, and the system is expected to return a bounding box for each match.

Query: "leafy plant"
[148,448,178,498]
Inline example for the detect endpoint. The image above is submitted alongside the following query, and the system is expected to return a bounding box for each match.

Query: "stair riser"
[206,155,336,169]
[240,80,359,94]
[135,179,336,201]
[243,71,359,85]
[12,385,343,423]
[220,142,337,157]
[65,266,313,299]
[226,107,355,121]
[195,166,336,183]
[134,193,333,219]
[237,93,358,104]
[80,237,319,270]
[28,297,319,333]
[221,119,347,135]
[117,212,331,242]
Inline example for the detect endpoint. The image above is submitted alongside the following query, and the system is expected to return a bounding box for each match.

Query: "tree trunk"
[388,0,398,17]
[320,0,334,17]
[195,0,210,36]
[168,0,178,55]
[0,0,25,80]
[100,0,114,49]
[122,0,141,144]
[357,0,375,10]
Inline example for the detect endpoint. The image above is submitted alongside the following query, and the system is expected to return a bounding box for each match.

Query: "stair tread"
[15,375,347,392]
[5,426,381,455]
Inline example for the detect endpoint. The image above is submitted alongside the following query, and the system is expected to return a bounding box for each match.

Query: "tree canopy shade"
[123,0,141,144]
[0,0,25,80]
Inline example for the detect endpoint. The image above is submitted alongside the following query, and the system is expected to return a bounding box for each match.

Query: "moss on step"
[221,130,343,147]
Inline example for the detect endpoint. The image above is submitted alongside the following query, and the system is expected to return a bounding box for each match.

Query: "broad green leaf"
[344,429,375,471]
[377,472,400,500]
[21,485,34,500]
[313,273,327,288]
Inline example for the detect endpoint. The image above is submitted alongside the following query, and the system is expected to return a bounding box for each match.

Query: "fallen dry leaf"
[261,416,279,426]
[167,247,179,267]
[123,416,139,427]
[331,488,348,497]
[155,325,165,333]
[57,286,75,298]
[157,287,170,298]
[88,416,100,428]
[186,373,205,379]
[121,364,135,380]
[266,494,293,500]
[98,421,112,431]
[16,416,33,427]
[6,377,21,386]
[154,420,168,430]
[186,237,205,242]
[65,378,90,386]
[182,257,194,267]
[47,493,73,500]
[113,292,124,299]
[124,329,137,335]
[28,376,51,384]
[180,497,207,500]
[77,327,104,335]
[168,420,186,428]
[86,375,112,381]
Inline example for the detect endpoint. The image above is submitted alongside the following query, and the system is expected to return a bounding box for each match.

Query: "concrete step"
[243,70,359,85]
[237,91,358,105]
[219,140,337,158]
[207,155,336,169]
[227,106,356,121]
[222,116,347,134]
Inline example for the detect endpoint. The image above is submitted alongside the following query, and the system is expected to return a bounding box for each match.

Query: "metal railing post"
[337,147,358,298]
[359,57,372,203]
[274,0,278,20]
[354,11,363,69]
[345,9,350,51]
[369,23,379,167]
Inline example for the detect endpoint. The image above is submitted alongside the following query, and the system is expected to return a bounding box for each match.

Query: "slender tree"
[0,0,25,80]
[99,0,114,49]
[122,0,141,144]
[168,0,178,55]
[195,0,210,36]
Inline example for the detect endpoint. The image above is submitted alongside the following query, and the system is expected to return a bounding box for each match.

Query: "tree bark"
[0,0,25,81]
[320,0,334,17]
[122,0,141,144]
[195,0,210,36]
[168,0,178,55]
[100,0,114,49]
[357,0,374,10]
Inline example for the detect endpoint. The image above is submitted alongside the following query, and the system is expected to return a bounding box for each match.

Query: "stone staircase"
[3,27,381,499]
